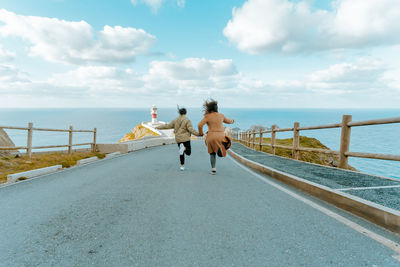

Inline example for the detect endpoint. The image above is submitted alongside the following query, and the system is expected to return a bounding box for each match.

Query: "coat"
[198,112,234,154]
[157,115,199,143]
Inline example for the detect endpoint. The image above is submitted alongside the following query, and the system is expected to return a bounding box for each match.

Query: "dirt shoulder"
[0,152,105,184]
[250,136,356,171]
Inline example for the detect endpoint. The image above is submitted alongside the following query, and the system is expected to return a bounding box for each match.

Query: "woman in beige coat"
[198,99,234,175]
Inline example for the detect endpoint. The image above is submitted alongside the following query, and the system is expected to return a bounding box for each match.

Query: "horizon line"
[1,107,400,110]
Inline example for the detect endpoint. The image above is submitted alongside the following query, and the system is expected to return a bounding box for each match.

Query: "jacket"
[198,112,234,153]
[157,115,199,143]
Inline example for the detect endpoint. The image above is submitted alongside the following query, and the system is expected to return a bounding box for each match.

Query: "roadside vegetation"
[0,152,105,184]
[245,136,356,170]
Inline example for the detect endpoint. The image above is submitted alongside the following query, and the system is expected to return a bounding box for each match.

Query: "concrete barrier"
[105,152,121,159]
[7,165,63,183]
[96,136,175,154]
[77,156,98,165]
[229,149,400,234]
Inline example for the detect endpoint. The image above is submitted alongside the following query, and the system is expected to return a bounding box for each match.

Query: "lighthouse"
[151,105,158,125]
[119,105,174,142]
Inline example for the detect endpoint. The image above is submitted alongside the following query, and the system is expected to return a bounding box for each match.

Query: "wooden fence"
[232,115,400,169]
[0,122,97,158]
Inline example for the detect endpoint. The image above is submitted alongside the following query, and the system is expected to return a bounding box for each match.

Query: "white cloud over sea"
[0,44,15,62]
[0,9,157,65]
[224,0,400,54]
[1,56,399,107]
[48,58,240,96]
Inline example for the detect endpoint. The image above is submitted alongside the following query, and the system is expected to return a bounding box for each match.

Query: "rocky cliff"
[119,123,161,143]
[0,128,17,156]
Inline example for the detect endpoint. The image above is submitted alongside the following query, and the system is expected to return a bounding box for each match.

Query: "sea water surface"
[1,108,399,179]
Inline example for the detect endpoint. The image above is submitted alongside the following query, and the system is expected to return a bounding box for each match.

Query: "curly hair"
[203,99,218,114]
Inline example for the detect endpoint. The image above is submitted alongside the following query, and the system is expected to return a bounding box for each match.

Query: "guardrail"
[232,115,400,170]
[0,122,97,158]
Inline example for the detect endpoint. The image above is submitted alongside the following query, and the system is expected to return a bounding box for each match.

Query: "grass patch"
[242,136,355,170]
[0,151,105,184]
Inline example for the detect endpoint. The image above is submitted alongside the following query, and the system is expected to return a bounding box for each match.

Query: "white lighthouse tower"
[151,105,158,125]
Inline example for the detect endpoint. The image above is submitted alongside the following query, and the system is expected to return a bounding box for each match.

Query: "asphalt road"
[0,141,399,266]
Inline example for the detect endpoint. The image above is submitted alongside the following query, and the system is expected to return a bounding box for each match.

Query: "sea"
[1,108,399,179]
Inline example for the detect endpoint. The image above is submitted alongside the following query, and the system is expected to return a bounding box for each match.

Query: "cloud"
[223,0,400,54]
[177,0,185,8]
[0,64,30,83]
[148,58,237,80]
[131,0,185,12]
[0,44,15,62]
[51,58,241,97]
[0,9,157,65]
[0,58,241,99]
[309,59,385,83]
[1,57,399,107]
[145,58,240,94]
[50,66,145,95]
[306,58,388,94]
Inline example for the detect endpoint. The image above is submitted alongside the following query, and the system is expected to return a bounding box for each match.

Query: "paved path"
[1,141,399,266]
[231,143,400,210]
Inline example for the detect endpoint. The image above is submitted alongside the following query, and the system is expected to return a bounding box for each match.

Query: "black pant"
[178,141,191,165]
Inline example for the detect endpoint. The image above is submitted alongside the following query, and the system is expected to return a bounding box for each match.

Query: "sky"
[0,0,400,108]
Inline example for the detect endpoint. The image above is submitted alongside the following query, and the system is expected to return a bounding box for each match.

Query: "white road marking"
[229,156,400,260]
[338,185,400,191]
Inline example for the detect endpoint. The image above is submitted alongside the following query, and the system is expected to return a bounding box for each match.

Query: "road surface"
[0,141,399,266]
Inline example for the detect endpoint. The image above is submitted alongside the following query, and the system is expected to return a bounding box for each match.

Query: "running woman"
[157,108,201,171]
[198,99,234,175]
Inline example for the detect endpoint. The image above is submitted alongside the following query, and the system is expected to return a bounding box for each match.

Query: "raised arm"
[197,117,207,136]
[223,116,234,124]
[186,120,200,136]
[156,119,176,130]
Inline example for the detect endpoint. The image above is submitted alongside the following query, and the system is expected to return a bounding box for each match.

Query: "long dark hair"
[203,99,218,114]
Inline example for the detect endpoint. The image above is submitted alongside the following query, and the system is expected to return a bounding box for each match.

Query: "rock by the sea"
[119,123,160,143]
[0,128,17,156]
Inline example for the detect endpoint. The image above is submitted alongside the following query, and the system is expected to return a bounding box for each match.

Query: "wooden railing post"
[293,122,300,160]
[259,129,263,151]
[339,115,352,169]
[248,131,251,147]
[92,128,97,153]
[252,130,256,149]
[271,125,276,155]
[27,122,33,159]
[68,126,73,155]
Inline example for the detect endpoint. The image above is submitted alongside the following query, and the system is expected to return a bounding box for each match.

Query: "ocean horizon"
[1,108,399,179]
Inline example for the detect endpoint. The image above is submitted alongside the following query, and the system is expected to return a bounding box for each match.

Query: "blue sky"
[0,0,399,108]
